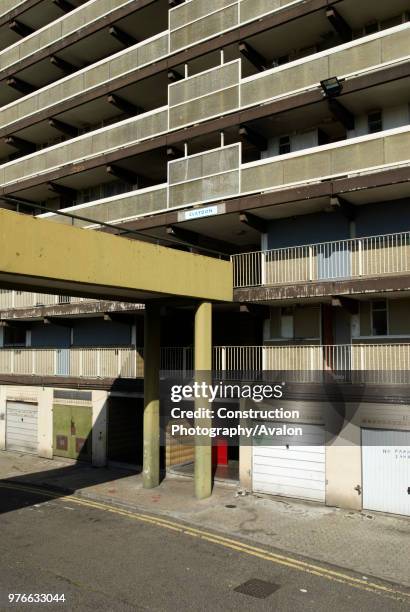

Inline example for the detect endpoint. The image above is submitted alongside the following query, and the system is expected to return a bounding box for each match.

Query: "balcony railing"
[0,345,408,380]
[213,344,410,383]
[0,347,193,378]
[40,125,410,228]
[0,0,31,18]
[0,0,135,72]
[232,230,410,288]
[0,290,99,310]
[1,15,407,137]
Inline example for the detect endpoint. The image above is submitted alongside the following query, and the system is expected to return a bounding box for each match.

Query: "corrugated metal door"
[362,429,410,516]
[6,401,38,454]
[252,425,326,502]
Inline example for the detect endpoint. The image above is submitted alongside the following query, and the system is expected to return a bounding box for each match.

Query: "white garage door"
[6,401,38,454]
[362,429,410,516]
[252,425,326,502]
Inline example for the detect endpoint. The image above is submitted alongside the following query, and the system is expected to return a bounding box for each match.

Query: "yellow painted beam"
[0,210,233,302]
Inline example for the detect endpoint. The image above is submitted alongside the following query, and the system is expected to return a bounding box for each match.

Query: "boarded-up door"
[53,404,92,461]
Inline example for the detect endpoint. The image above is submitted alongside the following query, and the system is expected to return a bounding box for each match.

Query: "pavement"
[2,484,409,611]
[0,451,409,592]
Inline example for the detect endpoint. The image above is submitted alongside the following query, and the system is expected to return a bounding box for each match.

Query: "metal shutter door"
[6,401,38,454]
[362,428,410,516]
[252,424,326,502]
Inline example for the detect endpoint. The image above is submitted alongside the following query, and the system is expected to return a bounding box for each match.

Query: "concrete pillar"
[38,387,53,459]
[0,385,6,450]
[194,301,212,499]
[92,390,108,467]
[143,302,161,489]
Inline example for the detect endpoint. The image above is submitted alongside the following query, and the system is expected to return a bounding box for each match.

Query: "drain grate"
[233,579,280,599]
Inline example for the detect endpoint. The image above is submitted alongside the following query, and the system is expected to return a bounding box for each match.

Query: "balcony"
[41,125,410,229]
[0,15,407,139]
[0,290,99,310]
[0,0,136,72]
[232,231,410,289]
[169,23,409,129]
[0,345,408,382]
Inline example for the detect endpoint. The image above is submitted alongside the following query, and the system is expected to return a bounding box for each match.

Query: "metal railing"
[232,230,410,288]
[0,345,408,380]
[0,290,99,310]
[213,344,410,383]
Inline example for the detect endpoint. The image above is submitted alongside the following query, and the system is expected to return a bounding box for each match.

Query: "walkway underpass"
[0,209,234,498]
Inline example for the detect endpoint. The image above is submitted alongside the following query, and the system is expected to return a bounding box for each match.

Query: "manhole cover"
[225,504,236,508]
[234,579,280,599]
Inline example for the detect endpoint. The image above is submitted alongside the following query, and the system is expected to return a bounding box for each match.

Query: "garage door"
[252,425,326,502]
[6,401,38,454]
[362,429,410,516]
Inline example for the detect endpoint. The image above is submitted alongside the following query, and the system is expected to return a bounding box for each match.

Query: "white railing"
[232,230,410,288]
[213,344,410,382]
[0,345,408,380]
[0,290,100,310]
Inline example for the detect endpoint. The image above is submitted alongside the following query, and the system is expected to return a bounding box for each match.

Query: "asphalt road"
[0,483,409,612]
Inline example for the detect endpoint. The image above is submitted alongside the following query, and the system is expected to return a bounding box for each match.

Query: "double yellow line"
[1,481,409,602]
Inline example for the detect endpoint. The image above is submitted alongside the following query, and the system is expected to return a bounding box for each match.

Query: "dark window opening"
[4,326,26,346]
[368,111,383,134]
[279,135,291,155]
[371,300,388,336]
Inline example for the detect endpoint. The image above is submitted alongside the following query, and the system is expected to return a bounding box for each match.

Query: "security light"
[320,76,342,97]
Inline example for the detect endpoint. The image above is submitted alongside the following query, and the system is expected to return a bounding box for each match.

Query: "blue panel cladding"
[266,211,350,250]
[72,319,132,346]
[355,199,410,237]
[31,323,71,348]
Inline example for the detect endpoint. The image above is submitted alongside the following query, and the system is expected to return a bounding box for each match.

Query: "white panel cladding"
[6,401,38,454]
[362,428,410,516]
[252,424,326,502]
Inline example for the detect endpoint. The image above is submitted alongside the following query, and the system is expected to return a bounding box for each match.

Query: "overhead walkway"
[0,209,233,498]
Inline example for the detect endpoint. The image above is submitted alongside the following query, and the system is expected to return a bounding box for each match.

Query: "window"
[364,22,379,35]
[279,135,291,155]
[368,111,383,134]
[4,326,26,346]
[371,300,388,336]
[280,307,294,338]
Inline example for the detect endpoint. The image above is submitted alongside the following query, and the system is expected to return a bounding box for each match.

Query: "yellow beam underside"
[0,210,233,302]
